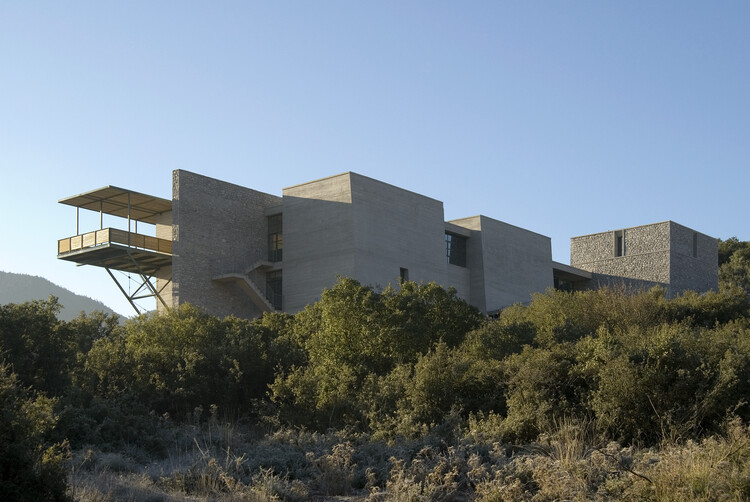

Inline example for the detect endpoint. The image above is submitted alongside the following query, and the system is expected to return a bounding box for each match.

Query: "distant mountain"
[0,271,122,321]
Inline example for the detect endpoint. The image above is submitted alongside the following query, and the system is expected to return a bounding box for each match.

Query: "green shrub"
[0,363,70,501]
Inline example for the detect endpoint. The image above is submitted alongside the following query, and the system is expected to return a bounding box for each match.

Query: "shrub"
[0,363,69,501]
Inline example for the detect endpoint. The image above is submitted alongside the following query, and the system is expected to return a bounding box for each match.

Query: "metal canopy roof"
[59,186,172,224]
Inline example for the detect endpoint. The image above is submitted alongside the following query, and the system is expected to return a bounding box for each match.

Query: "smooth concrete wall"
[349,173,447,291]
[283,172,449,312]
[449,217,486,311]
[282,173,357,312]
[444,222,472,303]
[476,216,553,310]
[171,170,281,318]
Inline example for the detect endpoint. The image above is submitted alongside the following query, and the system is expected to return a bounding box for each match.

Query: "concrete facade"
[156,170,565,316]
[448,216,553,312]
[570,221,718,297]
[282,173,448,312]
[61,170,718,318]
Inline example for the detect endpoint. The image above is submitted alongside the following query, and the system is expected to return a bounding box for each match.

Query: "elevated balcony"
[58,228,172,274]
[57,186,173,314]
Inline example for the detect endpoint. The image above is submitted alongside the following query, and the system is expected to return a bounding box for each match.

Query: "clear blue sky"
[1,2,748,316]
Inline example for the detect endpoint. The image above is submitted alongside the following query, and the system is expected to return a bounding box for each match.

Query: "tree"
[0,297,76,395]
[269,278,482,431]
[84,304,279,417]
[719,238,750,296]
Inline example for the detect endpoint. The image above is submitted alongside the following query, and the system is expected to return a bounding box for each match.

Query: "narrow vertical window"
[693,232,698,257]
[267,214,283,262]
[265,270,282,310]
[614,230,625,257]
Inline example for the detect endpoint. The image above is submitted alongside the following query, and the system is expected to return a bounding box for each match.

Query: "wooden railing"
[58,228,172,255]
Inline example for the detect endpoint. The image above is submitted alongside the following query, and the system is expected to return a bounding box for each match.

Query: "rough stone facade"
[570,221,717,297]
[168,170,281,318]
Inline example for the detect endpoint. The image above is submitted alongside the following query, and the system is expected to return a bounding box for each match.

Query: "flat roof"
[552,261,593,281]
[59,186,172,224]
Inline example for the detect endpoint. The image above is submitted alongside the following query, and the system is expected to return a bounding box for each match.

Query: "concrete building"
[57,170,718,317]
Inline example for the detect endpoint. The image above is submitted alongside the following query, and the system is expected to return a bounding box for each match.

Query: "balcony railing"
[58,228,172,255]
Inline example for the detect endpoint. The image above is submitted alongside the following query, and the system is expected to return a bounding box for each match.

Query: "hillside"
[0,270,122,321]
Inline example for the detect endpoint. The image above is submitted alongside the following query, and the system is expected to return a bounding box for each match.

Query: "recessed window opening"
[266,270,282,310]
[400,267,409,283]
[267,214,283,262]
[614,230,625,257]
[693,232,698,257]
[446,232,467,267]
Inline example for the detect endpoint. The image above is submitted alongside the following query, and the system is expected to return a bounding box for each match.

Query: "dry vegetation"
[3,239,750,500]
[66,415,750,501]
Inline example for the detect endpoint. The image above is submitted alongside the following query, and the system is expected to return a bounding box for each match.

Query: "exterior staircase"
[212,260,277,312]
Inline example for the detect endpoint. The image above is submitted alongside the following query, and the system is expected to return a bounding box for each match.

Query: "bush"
[84,304,280,418]
[0,363,69,501]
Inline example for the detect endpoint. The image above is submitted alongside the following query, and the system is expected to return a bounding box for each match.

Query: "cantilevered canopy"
[59,186,172,224]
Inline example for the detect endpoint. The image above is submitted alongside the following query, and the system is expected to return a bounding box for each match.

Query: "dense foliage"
[719,237,750,296]
[3,240,750,499]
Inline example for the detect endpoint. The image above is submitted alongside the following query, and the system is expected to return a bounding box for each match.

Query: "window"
[693,232,698,257]
[267,214,283,262]
[265,270,282,310]
[400,267,409,283]
[446,232,467,267]
[614,230,625,257]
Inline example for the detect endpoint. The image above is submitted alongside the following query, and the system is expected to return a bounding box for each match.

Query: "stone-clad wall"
[570,221,717,296]
[571,222,671,288]
[571,222,670,266]
[669,222,718,294]
[171,170,281,318]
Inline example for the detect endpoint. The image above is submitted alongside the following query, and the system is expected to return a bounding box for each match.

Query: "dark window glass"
[265,270,282,310]
[400,267,409,282]
[446,232,467,267]
[615,230,625,257]
[693,232,698,257]
[268,214,283,262]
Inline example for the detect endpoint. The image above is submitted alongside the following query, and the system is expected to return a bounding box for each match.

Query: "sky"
[1,2,748,317]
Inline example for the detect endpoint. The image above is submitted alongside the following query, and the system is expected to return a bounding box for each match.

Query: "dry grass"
[67,417,750,501]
